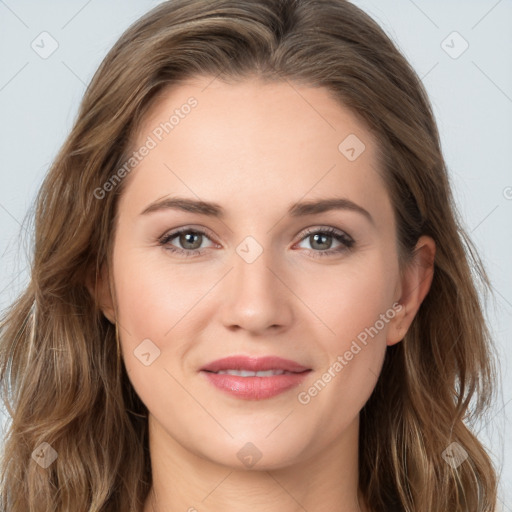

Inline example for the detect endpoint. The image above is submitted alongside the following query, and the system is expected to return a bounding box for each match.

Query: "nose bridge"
[234,237,274,291]
[218,235,293,332]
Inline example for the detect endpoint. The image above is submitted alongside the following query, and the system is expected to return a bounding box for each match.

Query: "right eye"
[159,227,218,257]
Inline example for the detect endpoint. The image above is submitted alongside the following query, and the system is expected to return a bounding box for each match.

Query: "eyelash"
[158,226,355,259]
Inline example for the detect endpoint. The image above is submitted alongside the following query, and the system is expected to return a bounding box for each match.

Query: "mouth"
[200,355,312,400]
[200,355,311,373]
[208,369,298,377]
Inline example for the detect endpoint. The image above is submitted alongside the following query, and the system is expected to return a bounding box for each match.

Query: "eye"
[294,226,354,258]
[158,225,355,259]
[158,227,217,258]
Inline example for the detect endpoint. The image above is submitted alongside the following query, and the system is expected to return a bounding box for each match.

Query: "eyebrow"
[140,196,374,224]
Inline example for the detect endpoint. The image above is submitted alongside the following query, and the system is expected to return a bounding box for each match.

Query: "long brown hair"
[0,1,498,510]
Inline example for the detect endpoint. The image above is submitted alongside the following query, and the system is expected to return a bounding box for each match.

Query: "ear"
[387,235,436,346]
[85,263,116,324]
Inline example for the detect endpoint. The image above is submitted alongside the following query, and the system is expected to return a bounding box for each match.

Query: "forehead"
[121,76,389,222]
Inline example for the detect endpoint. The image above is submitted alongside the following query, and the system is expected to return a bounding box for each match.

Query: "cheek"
[294,308,393,454]
[113,243,206,332]
[111,245,212,379]
[294,253,398,410]
[297,253,399,349]
[112,249,205,416]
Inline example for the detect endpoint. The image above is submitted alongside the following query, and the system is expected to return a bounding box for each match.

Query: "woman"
[0,0,499,510]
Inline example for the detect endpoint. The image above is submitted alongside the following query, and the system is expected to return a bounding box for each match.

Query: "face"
[95,76,432,470]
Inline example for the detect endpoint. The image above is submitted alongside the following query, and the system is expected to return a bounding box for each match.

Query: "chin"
[194,432,312,471]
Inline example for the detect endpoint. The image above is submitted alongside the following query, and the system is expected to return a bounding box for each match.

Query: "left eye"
[159,226,354,258]
[294,227,354,257]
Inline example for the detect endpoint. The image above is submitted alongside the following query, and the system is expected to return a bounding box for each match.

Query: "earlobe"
[387,235,436,346]
[85,263,116,324]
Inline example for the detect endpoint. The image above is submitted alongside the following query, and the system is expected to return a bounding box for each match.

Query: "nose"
[218,243,294,335]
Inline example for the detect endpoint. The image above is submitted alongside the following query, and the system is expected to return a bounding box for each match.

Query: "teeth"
[215,369,288,377]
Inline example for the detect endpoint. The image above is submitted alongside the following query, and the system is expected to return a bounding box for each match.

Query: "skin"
[91,76,435,512]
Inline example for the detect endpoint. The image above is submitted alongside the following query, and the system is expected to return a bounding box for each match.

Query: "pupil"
[181,232,201,249]
[312,233,331,250]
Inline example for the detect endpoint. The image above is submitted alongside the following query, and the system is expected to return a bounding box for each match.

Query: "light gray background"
[0,0,511,507]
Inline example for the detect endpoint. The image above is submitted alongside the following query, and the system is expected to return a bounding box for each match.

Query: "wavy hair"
[0,0,498,510]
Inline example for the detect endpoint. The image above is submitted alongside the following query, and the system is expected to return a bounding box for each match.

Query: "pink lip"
[200,355,310,373]
[200,356,312,400]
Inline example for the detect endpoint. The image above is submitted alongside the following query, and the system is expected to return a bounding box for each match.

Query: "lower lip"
[200,370,311,400]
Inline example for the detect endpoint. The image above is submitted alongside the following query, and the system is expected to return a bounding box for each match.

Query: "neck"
[144,413,367,512]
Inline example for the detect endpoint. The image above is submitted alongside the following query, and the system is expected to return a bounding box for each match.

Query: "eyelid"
[294,225,354,245]
[159,224,218,243]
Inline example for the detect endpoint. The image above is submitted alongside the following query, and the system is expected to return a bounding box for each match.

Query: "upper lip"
[200,356,311,373]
